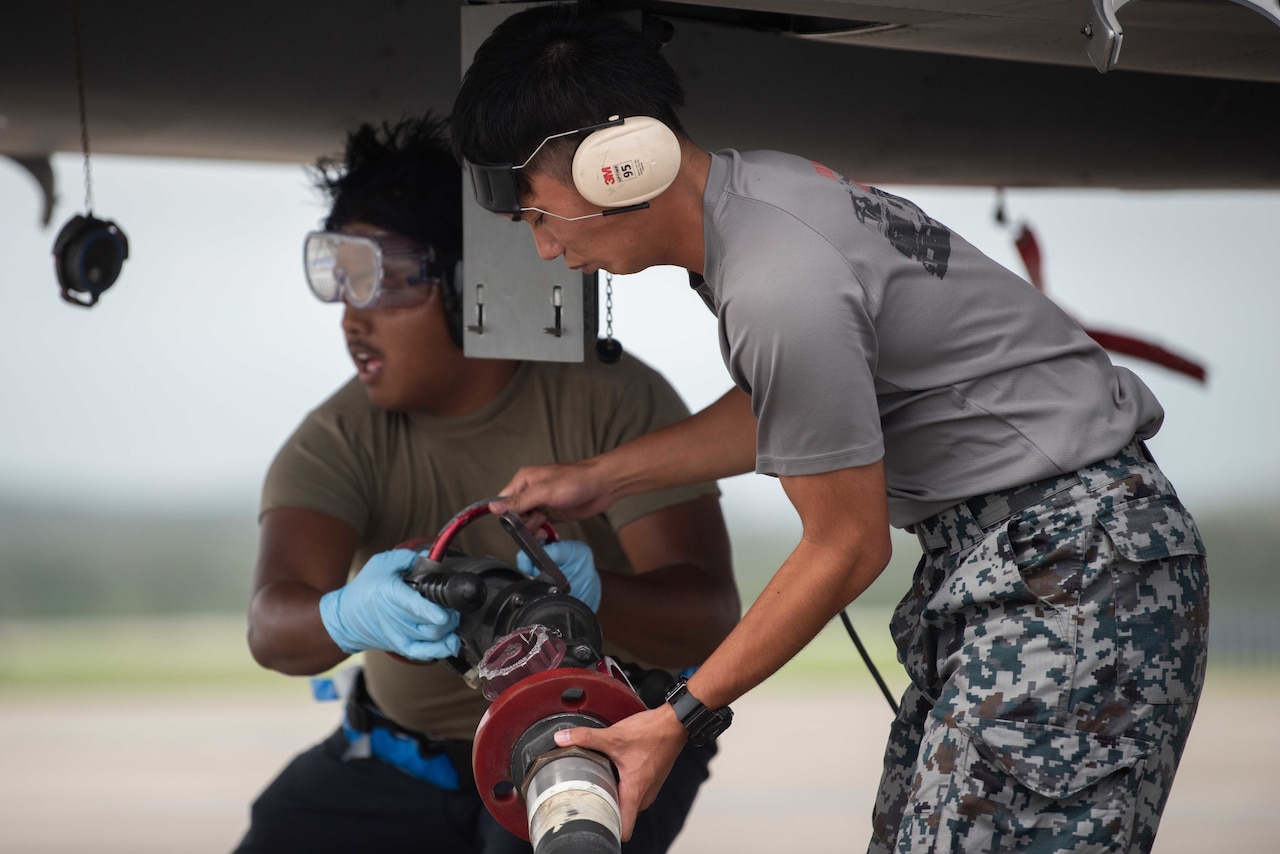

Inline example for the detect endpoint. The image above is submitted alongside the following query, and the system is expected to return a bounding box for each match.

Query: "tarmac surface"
[0,673,1270,853]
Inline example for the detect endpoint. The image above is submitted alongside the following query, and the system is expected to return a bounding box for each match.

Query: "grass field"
[0,611,910,696]
[3,610,1272,695]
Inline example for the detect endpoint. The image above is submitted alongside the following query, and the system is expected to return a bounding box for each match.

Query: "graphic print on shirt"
[829,170,951,279]
[852,186,951,279]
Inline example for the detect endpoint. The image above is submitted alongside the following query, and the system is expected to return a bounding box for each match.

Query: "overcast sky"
[2,154,1276,529]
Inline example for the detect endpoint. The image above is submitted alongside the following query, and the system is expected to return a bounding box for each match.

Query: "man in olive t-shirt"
[235,115,738,854]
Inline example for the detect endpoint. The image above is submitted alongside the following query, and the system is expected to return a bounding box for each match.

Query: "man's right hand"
[318,548,462,661]
[492,457,616,522]
[492,388,757,526]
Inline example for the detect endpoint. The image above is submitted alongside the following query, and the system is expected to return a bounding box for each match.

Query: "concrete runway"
[0,673,1270,853]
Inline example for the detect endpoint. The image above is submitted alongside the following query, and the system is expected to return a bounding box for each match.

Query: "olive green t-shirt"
[261,353,717,740]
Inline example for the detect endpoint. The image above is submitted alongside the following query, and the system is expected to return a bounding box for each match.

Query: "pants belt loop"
[917,526,947,553]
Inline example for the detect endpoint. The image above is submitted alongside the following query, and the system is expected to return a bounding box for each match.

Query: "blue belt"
[341,715,462,791]
[337,670,466,791]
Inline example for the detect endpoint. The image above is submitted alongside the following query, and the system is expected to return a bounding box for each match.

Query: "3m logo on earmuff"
[600,160,644,187]
[573,117,680,208]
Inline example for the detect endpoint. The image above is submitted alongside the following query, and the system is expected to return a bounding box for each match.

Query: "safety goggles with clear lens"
[303,231,444,309]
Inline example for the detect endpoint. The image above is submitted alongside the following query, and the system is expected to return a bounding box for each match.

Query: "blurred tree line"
[0,500,257,617]
[0,497,1275,618]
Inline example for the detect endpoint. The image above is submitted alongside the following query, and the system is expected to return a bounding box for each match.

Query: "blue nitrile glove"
[319,549,462,661]
[516,540,602,613]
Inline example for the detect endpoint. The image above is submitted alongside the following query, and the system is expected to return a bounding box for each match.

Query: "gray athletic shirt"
[696,150,1164,527]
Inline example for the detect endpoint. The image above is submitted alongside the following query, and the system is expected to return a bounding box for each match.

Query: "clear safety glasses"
[303,231,444,310]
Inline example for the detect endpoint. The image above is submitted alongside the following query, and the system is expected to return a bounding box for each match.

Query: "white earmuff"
[571,116,681,209]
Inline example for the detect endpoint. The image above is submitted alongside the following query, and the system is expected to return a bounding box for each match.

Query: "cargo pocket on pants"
[1095,493,1209,706]
[936,718,1147,853]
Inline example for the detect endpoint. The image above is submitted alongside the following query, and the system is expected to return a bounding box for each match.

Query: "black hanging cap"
[53,0,128,308]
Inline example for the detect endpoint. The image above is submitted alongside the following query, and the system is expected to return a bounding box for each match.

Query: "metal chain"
[70,0,94,213]
[603,271,615,342]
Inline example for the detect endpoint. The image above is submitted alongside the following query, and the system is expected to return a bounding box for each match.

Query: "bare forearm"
[247,581,349,676]
[496,390,755,522]
[249,509,357,676]
[600,387,756,502]
[687,534,887,709]
[597,564,740,668]
[551,520,891,844]
[686,464,893,710]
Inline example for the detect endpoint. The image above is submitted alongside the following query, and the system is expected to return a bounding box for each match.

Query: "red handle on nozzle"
[425,498,566,588]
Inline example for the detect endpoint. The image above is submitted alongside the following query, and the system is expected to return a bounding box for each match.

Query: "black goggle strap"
[406,256,449,287]
[376,235,448,288]
[465,116,627,215]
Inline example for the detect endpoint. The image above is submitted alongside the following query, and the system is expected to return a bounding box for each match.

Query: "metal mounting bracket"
[1083,0,1280,73]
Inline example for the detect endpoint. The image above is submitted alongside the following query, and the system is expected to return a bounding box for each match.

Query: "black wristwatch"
[664,677,733,747]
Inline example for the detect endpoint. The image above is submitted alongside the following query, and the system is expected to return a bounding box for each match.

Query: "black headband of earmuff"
[464,117,628,215]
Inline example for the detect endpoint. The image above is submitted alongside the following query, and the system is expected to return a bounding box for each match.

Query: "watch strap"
[665,677,732,747]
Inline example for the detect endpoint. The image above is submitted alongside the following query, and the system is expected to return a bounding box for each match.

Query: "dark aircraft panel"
[663,16,1280,188]
[0,1,1277,188]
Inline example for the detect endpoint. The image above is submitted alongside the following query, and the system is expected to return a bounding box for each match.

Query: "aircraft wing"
[1,1,1277,191]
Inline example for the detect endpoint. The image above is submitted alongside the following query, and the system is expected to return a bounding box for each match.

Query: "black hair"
[311,113,466,345]
[311,112,462,265]
[451,4,686,188]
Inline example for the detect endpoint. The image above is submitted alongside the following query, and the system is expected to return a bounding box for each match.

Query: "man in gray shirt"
[450,6,1208,853]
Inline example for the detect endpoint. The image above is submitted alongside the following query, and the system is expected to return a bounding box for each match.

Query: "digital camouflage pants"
[871,442,1209,854]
